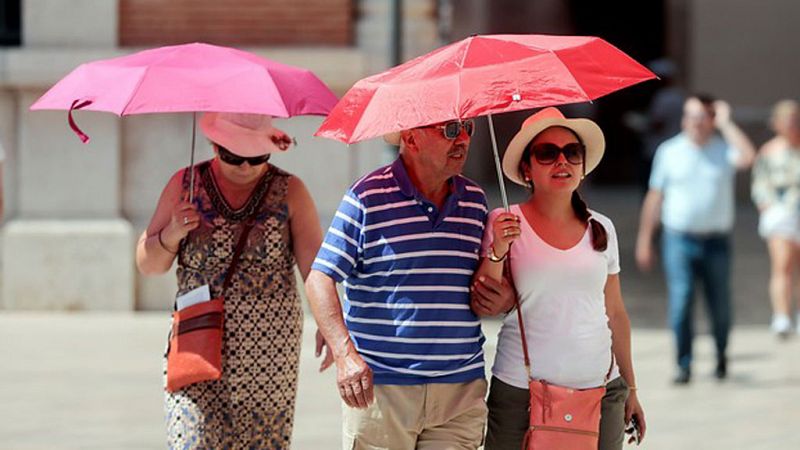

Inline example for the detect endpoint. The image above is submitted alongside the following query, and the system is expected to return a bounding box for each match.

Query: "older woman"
[473,107,646,450]
[136,112,324,449]
[752,99,800,337]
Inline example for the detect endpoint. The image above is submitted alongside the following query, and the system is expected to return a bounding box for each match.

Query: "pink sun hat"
[199,112,288,157]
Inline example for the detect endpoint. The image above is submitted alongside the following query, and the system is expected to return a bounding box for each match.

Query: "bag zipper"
[530,425,599,437]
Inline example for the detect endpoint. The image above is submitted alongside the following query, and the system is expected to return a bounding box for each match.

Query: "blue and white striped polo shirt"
[312,158,488,385]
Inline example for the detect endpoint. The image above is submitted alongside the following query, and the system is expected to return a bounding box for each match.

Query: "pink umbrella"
[31,42,338,198]
[32,42,338,141]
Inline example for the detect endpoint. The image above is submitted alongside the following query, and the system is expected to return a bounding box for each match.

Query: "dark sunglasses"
[217,145,271,166]
[429,119,475,139]
[530,142,585,165]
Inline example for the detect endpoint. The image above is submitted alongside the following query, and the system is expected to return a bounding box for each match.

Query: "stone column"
[1,0,134,310]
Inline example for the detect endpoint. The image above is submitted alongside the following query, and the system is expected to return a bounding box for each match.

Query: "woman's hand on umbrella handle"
[492,212,520,256]
[165,201,200,245]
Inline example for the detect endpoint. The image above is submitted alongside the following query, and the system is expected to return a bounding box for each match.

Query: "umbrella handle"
[68,99,92,144]
[189,112,197,204]
[487,114,510,211]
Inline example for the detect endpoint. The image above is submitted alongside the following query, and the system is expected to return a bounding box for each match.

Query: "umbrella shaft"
[488,114,510,211]
[189,112,197,203]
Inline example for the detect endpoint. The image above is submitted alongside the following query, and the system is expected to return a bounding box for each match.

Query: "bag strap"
[507,246,615,384]
[221,218,255,293]
[220,170,276,295]
[505,249,534,380]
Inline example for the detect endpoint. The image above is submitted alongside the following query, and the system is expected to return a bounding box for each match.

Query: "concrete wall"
[681,0,800,153]
[358,0,440,73]
[689,0,800,111]
[0,91,17,219]
[24,0,118,47]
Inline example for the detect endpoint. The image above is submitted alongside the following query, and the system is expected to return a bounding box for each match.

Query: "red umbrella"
[315,34,655,208]
[317,34,654,143]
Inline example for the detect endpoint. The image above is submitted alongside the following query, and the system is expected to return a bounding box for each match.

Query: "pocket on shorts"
[467,379,489,447]
[604,377,629,404]
[343,434,388,450]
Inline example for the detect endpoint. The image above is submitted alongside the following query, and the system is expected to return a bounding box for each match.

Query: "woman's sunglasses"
[217,145,271,166]
[530,142,585,165]
[429,119,475,140]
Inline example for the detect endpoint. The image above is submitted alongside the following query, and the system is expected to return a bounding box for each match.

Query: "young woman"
[752,99,800,337]
[474,107,646,450]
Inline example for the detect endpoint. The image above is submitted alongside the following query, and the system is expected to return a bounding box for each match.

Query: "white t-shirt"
[482,205,620,389]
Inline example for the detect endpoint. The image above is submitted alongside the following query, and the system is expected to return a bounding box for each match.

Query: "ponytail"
[571,191,607,251]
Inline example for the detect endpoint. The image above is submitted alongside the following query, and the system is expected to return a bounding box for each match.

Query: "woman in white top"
[473,107,646,450]
[751,99,800,337]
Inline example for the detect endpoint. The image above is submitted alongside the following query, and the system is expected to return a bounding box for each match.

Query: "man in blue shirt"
[636,95,756,384]
[306,119,512,448]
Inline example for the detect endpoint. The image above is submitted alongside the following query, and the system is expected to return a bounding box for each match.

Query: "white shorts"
[758,205,800,242]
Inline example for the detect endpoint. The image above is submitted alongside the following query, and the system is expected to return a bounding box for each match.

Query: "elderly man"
[306,119,512,449]
[636,95,756,384]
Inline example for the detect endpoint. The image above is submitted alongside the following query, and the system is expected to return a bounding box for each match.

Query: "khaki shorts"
[342,378,488,450]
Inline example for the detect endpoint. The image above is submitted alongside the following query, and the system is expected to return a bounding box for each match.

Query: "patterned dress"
[752,144,800,239]
[165,160,303,449]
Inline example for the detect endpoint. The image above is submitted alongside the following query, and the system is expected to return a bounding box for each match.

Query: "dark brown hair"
[518,126,608,251]
[571,191,608,252]
[691,92,716,108]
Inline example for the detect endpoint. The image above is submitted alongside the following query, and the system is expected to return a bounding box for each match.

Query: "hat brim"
[502,117,605,186]
[384,131,402,146]
[199,113,284,157]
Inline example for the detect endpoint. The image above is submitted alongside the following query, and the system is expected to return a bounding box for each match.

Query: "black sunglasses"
[530,142,585,165]
[429,120,475,139]
[217,145,271,166]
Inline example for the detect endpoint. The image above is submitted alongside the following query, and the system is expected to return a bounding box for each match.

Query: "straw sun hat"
[502,107,605,186]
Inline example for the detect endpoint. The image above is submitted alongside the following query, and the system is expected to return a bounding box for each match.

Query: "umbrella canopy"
[315,34,656,144]
[31,42,339,141]
[30,42,339,202]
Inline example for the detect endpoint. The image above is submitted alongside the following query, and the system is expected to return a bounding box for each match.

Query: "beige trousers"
[342,378,488,450]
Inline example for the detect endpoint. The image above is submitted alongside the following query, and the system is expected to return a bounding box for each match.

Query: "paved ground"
[2,187,797,449]
[1,313,799,450]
